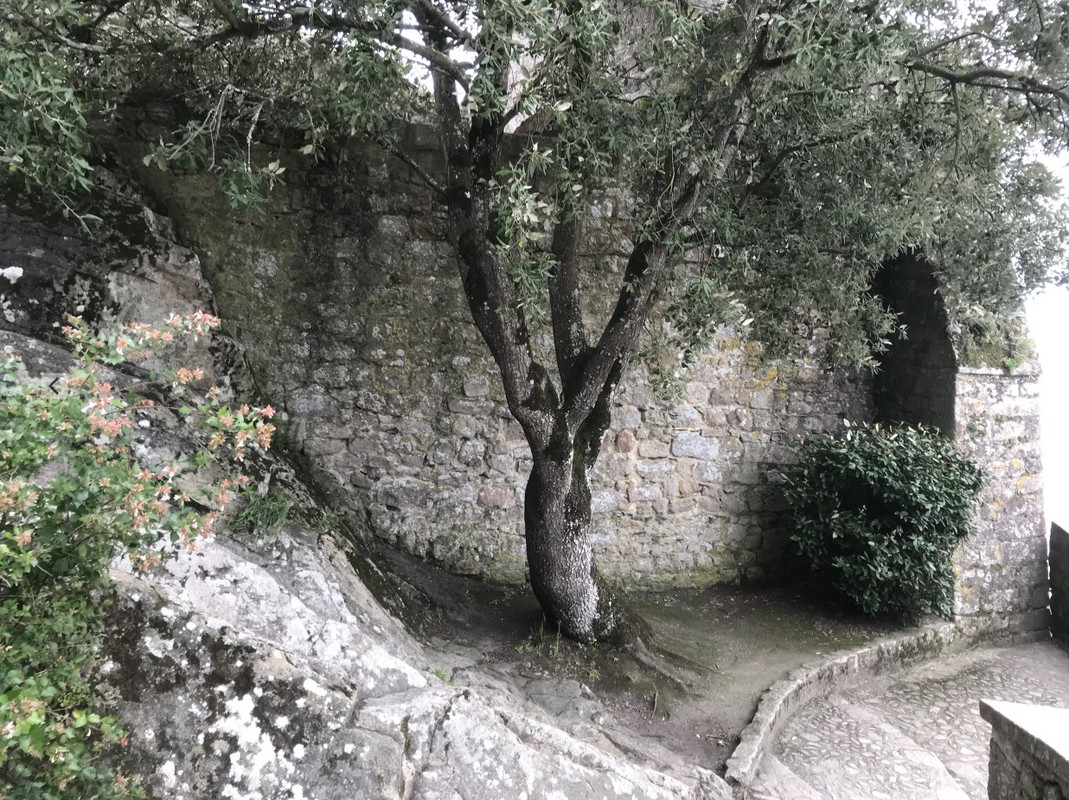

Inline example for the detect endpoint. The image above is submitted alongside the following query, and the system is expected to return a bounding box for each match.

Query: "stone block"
[478,486,513,508]
[695,462,722,484]
[628,485,662,503]
[378,481,431,510]
[349,470,373,489]
[636,459,673,478]
[591,490,620,513]
[458,439,486,467]
[669,497,697,514]
[671,431,719,461]
[463,376,491,398]
[489,455,514,474]
[638,439,669,458]
[448,397,494,415]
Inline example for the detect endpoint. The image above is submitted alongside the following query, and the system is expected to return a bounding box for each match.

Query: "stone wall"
[1051,523,1069,644]
[2,146,1054,625]
[954,366,1050,635]
[130,132,873,588]
[981,699,1069,800]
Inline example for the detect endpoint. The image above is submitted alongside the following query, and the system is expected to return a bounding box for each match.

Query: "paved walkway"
[748,641,1069,800]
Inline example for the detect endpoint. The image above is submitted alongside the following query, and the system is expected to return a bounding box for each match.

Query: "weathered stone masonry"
[129,133,875,589]
[981,700,1069,800]
[954,366,1049,635]
[1,138,1048,630]
[127,133,1050,627]
[1049,523,1069,644]
[872,254,1048,635]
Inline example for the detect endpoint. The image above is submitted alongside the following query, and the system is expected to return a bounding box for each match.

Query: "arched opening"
[871,253,957,434]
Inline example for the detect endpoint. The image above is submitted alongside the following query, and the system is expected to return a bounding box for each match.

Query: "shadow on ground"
[384,551,903,774]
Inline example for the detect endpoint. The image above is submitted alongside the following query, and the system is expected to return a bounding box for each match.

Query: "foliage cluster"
[781,422,985,619]
[2,0,1068,351]
[228,487,291,539]
[0,315,274,799]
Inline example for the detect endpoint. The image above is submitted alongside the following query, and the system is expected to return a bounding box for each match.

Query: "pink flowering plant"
[0,314,275,799]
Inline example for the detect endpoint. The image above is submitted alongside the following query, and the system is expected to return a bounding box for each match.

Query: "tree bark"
[524,426,632,644]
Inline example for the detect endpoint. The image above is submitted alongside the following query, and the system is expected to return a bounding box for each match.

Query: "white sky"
[1027,285,1069,528]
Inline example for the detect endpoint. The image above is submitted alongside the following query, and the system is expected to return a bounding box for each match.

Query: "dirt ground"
[383,551,902,774]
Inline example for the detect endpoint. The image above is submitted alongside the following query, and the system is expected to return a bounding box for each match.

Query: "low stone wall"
[1052,523,1069,644]
[954,366,1049,636]
[981,699,1069,800]
[725,621,964,788]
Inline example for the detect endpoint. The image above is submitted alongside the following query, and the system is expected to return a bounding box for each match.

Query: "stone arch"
[872,252,957,434]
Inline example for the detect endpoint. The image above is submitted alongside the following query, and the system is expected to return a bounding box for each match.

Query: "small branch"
[393,33,471,90]
[206,0,244,31]
[194,12,470,91]
[81,0,131,33]
[4,13,106,53]
[912,30,1009,60]
[414,0,474,47]
[950,82,962,175]
[755,51,796,70]
[381,141,449,199]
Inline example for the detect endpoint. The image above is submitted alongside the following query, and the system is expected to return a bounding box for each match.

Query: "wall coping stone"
[958,363,1040,377]
[980,699,1069,796]
[724,620,1048,789]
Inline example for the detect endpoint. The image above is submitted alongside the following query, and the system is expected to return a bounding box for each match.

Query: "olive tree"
[4,0,1068,642]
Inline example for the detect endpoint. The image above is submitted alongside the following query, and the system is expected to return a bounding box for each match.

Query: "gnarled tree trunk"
[524,417,629,643]
[416,6,761,643]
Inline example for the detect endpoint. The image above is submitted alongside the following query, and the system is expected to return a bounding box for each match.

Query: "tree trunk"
[523,426,635,644]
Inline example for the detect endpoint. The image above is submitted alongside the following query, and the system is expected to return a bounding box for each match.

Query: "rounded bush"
[780,422,985,618]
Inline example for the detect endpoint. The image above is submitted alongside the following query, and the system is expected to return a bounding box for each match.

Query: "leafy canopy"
[3,0,1068,363]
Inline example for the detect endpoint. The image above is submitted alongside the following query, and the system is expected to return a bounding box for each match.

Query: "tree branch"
[413,0,475,47]
[414,6,555,445]
[912,30,1009,60]
[906,61,1069,106]
[3,13,106,53]
[559,18,777,433]
[380,141,449,199]
[195,9,471,90]
[562,240,661,434]
[548,202,590,386]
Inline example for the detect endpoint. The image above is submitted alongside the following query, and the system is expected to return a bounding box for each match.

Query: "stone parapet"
[954,366,1049,635]
[981,699,1069,800]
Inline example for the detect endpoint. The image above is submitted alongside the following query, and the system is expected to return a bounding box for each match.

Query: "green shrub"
[780,421,985,618]
[0,315,275,799]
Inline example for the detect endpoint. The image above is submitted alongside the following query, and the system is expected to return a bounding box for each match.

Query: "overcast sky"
[1027,285,1069,528]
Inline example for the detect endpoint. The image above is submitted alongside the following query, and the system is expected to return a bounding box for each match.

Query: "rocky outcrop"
[1,175,731,798]
[98,523,730,799]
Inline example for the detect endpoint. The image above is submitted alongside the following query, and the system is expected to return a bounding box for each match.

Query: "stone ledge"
[980,699,1069,799]
[723,619,1043,788]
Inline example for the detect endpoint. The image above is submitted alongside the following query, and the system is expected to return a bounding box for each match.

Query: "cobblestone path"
[748,641,1069,799]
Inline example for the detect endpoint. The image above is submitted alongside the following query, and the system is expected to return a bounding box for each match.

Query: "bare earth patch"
[385,552,902,775]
